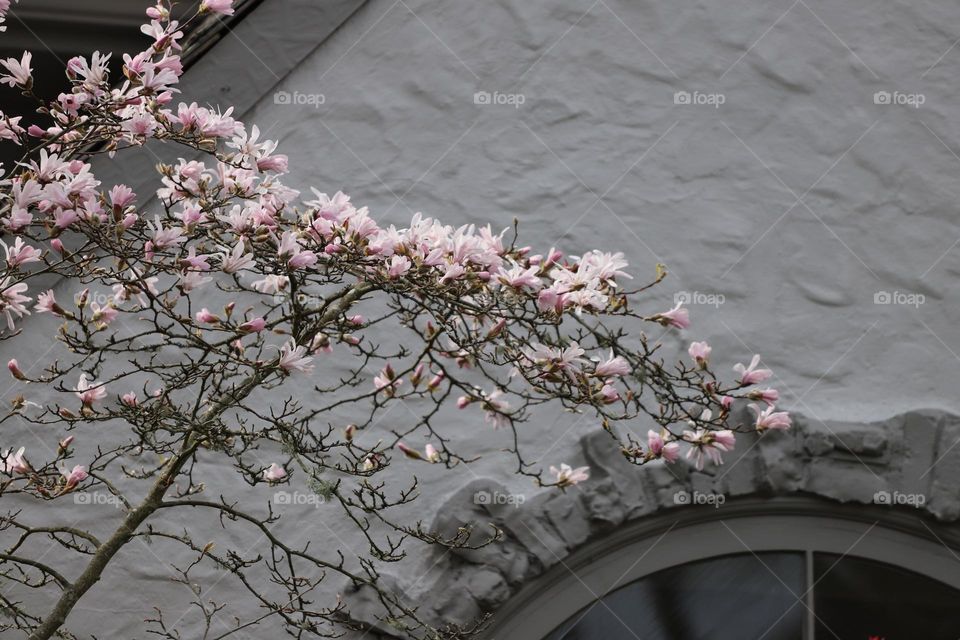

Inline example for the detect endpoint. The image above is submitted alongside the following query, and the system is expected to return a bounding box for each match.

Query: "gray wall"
[252,0,960,422]
[8,0,960,637]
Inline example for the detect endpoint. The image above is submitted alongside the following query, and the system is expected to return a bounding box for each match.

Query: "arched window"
[546,552,960,639]
[483,498,960,640]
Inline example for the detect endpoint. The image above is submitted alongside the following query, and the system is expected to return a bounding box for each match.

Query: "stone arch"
[342,407,960,636]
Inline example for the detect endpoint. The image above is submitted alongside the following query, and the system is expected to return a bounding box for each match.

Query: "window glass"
[813,553,960,640]
[546,553,805,640]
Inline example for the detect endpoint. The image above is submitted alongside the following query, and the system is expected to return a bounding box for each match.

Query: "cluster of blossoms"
[0,0,17,33]
[0,1,795,638]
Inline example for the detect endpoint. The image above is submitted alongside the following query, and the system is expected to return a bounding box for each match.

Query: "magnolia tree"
[0,1,792,638]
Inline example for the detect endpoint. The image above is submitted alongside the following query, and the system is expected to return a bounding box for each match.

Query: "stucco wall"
[7,0,960,637]
[236,0,960,420]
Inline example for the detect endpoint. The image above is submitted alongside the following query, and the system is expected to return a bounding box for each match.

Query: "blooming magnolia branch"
[0,1,791,638]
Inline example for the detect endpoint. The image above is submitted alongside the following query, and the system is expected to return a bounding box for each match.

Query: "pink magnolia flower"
[75,374,107,406]
[278,339,314,374]
[146,5,168,20]
[146,216,186,250]
[277,231,317,270]
[593,349,630,378]
[0,278,31,330]
[537,287,565,314]
[1,446,29,474]
[34,289,64,316]
[0,51,31,87]
[251,274,289,294]
[218,241,255,274]
[653,302,690,329]
[238,317,266,333]
[439,262,465,284]
[121,392,138,407]
[109,184,136,210]
[181,246,211,271]
[523,342,586,380]
[309,333,332,354]
[2,237,41,267]
[550,463,590,488]
[597,382,619,404]
[424,444,441,463]
[53,208,79,229]
[747,387,779,406]
[262,463,286,482]
[647,429,681,463]
[456,395,472,409]
[387,255,411,279]
[749,403,792,432]
[684,425,736,470]
[482,389,510,429]
[733,354,772,385]
[688,341,711,368]
[61,464,88,489]
[90,302,118,325]
[497,263,542,291]
[195,308,220,324]
[201,0,235,17]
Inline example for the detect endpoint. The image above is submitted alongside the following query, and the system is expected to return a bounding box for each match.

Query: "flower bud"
[7,359,26,381]
[396,442,422,460]
[427,371,445,391]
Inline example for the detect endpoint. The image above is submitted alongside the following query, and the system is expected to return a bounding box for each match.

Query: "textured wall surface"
[8,0,960,637]
[236,0,960,421]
